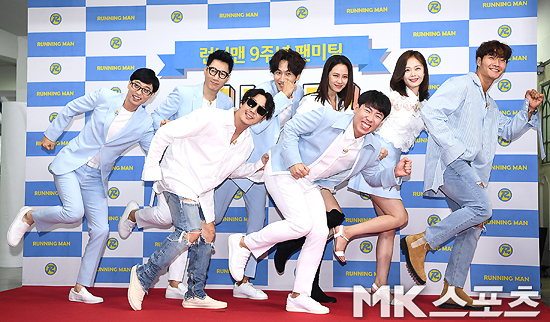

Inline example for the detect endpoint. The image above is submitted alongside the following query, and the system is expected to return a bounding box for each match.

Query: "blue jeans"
[424,159,492,288]
[214,179,267,279]
[185,235,213,300]
[32,164,108,287]
[137,192,203,292]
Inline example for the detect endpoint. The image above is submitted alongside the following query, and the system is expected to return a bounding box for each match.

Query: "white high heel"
[332,225,349,263]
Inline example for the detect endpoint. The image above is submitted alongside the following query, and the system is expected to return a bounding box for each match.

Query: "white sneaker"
[233,282,268,300]
[7,206,32,247]
[166,284,186,299]
[118,201,138,240]
[182,295,227,309]
[227,233,250,282]
[68,286,103,304]
[127,265,145,311]
[286,293,329,314]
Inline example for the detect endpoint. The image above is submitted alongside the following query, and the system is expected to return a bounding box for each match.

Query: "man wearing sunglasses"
[118,50,234,300]
[213,49,306,300]
[7,68,159,304]
[127,88,275,311]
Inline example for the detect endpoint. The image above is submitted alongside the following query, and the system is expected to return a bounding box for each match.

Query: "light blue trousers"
[214,179,267,279]
[32,164,108,287]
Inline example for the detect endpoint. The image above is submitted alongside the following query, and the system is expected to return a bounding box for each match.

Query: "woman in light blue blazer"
[273,54,355,303]
[7,68,159,304]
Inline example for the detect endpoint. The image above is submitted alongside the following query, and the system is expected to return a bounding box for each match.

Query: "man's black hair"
[357,90,391,119]
[241,88,275,120]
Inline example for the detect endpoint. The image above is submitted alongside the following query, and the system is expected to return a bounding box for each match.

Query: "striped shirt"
[421,72,542,197]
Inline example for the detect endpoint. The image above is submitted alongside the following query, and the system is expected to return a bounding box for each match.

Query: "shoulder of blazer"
[97,87,126,107]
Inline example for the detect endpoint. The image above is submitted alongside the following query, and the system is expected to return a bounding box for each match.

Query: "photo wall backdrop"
[24,0,540,296]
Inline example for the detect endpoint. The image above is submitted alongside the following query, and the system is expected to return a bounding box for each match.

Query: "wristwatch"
[530,108,538,115]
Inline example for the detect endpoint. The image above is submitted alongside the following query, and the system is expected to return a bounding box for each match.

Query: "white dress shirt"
[142,108,263,223]
[306,123,364,183]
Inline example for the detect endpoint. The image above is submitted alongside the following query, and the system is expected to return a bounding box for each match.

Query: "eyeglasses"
[130,82,153,96]
[207,66,230,80]
[246,97,268,117]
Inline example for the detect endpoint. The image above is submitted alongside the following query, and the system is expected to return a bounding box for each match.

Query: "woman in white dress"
[273,55,355,303]
[333,50,430,300]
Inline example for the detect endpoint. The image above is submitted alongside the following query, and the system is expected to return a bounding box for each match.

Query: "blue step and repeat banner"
[25,0,540,299]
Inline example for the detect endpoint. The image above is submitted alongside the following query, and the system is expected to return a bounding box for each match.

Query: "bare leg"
[334,195,407,262]
[371,201,394,287]
[320,189,342,212]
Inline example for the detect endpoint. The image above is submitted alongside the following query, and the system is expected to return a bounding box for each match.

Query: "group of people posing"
[7,40,544,315]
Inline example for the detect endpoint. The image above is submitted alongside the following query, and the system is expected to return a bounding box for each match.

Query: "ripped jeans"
[137,191,206,293]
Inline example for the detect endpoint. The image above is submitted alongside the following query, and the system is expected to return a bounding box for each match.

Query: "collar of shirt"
[468,72,493,109]
[404,87,421,110]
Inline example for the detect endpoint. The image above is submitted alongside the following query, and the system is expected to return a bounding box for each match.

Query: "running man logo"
[498,188,512,202]
[48,163,53,174]
[498,79,511,92]
[45,263,57,275]
[49,112,58,123]
[106,238,119,250]
[498,25,512,38]
[499,243,513,257]
[110,37,122,49]
[428,269,441,282]
[498,137,511,147]
[427,214,441,226]
[111,87,121,93]
[171,11,183,23]
[428,54,441,67]
[108,187,120,199]
[50,13,62,25]
[428,1,441,14]
[360,240,373,254]
[360,192,371,200]
[50,63,62,75]
[233,189,243,200]
[296,6,308,19]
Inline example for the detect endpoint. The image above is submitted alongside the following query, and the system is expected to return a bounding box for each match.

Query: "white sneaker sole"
[286,305,329,314]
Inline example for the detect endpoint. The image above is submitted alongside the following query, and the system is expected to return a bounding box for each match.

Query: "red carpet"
[0,287,549,321]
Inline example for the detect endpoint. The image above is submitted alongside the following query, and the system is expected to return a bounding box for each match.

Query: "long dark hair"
[390,50,429,102]
[315,55,354,111]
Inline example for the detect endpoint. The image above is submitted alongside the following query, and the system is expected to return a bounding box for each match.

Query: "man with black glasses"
[118,50,234,300]
[7,68,159,304]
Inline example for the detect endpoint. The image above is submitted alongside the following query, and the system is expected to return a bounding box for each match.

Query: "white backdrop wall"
[24,0,540,296]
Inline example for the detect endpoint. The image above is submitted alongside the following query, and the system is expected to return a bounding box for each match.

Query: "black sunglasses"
[246,97,268,117]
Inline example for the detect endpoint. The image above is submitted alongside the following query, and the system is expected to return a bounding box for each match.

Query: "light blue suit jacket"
[45,88,155,196]
[151,82,233,130]
[249,80,304,162]
[270,106,399,189]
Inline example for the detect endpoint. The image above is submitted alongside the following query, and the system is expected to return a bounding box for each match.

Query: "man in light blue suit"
[401,40,545,311]
[228,91,412,314]
[118,50,235,299]
[214,49,306,300]
[7,68,160,304]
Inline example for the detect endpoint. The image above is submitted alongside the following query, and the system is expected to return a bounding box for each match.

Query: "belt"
[86,160,101,169]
